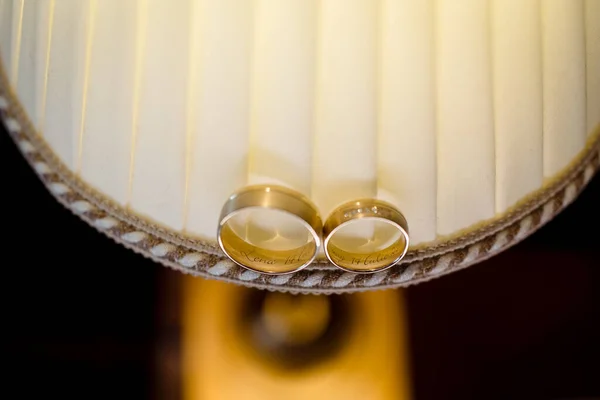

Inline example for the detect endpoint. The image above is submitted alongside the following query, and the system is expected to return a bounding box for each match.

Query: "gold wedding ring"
[323,199,409,273]
[217,185,322,275]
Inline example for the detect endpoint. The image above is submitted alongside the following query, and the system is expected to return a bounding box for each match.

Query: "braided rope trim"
[1,73,599,293]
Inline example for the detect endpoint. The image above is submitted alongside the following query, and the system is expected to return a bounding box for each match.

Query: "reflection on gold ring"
[323,199,409,273]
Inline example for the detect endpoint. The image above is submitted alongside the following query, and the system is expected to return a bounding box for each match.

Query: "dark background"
[1,124,599,400]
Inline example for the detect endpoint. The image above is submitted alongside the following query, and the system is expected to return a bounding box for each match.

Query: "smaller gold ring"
[323,199,409,273]
[217,185,322,275]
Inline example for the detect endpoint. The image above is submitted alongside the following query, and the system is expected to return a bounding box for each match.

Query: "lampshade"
[1,0,598,293]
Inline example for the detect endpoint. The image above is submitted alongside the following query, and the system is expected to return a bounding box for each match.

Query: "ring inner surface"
[221,207,317,273]
[326,217,407,271]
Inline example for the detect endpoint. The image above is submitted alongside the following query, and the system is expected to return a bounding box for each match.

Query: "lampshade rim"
[1,62,598,293]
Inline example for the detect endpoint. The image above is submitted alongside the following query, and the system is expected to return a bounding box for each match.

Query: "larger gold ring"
[217,185,322,275]
[323,199,409,273]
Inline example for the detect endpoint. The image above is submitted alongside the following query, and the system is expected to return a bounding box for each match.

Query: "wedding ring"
[323,199,409,273]
[217,185,322,275]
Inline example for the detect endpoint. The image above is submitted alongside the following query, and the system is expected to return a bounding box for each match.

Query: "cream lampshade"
[0,0,598,293]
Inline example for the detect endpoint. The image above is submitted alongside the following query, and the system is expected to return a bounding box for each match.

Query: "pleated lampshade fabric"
[0,0,598,293]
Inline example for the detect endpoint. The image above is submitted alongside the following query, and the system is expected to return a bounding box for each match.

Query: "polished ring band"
[323,199,409,273]
[217,185,322,275]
